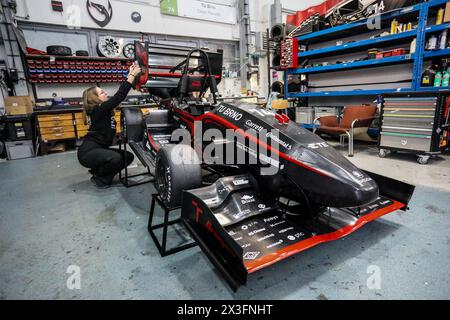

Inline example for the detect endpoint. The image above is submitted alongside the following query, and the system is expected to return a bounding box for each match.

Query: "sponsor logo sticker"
[241,195,256,205]
[243,251,260,260]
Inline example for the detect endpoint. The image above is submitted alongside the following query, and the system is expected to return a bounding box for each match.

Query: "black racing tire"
[155,144,202,208]
[46,45,72,56]
[75,50,89,57]
[121,107,144,142]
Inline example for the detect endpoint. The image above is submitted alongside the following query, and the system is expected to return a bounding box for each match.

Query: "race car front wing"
[181,172,414,291]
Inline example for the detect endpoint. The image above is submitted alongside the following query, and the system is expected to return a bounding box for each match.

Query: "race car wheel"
[46,45,72,56]
[417,155,430,165]
[123,43,135,59]
[97,36,123,58]
[155,144,202,208]
[378,149,388,158]
[121,107,144,142]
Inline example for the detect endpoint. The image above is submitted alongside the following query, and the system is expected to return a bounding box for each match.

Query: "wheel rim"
[156,159,169,201]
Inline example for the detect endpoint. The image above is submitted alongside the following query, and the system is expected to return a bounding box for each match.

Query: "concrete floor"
[0,143,449,300]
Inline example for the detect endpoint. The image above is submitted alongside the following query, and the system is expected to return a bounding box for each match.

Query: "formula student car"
[123,42,415,291]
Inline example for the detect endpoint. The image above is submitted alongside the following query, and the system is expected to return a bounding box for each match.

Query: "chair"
[313,105,377,157]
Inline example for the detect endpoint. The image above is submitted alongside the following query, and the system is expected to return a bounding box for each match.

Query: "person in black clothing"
[78,63,141,188]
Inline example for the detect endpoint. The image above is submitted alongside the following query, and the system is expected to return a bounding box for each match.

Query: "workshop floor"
[0,144,449,300]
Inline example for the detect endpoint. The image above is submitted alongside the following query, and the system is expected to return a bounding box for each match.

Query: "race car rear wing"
[181,173,414,291]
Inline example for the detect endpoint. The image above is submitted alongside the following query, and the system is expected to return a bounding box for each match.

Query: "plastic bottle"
[421,65,437,87]
[439,30,448,49]
[442,67,450,87]
[436,8,445,25]
[410,38,417,54]
[434,71,443,87]
[428,35,438,50]
[391,19,398,34]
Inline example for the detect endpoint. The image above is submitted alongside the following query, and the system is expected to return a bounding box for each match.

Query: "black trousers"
[78,140,134,184]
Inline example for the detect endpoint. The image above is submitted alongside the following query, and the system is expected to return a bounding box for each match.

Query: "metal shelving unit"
[284,0,450,99]
[288,54,414,75]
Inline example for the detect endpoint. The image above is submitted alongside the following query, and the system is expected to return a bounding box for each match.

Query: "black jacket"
[83,81,132,147]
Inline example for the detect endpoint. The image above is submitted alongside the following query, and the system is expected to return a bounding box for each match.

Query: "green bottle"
[434,71,443,87]
[442,68,450,87]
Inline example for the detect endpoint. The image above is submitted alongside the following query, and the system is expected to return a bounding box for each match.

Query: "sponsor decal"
[236,141,257,158]
[241,225,248,230]
[270,220,286,228]
[233,209,251,219]
[241,195,255,205]
[264,216,278,223]
[257,233,275,242]
[233,178,249,186]
[242,243,252,248]
[217,186,227,194]
[217,105,243,121]
[248,228,266,236]
[266,132,292,150]
[278,227,295,234]
[245,120,264,132]
[288,232,305,240]
[243,251,260,260]
[266,240,283,249]
[233,236,243,241]
[308,142,329,149]
[258,204,266,209]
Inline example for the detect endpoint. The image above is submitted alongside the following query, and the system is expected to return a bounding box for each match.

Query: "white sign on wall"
[161,0,236,24]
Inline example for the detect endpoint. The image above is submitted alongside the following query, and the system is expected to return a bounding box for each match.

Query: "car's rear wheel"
[155,144,202,208]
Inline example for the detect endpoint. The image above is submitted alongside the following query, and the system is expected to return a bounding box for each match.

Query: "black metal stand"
[118,139,154,188]
[148,194,197,257]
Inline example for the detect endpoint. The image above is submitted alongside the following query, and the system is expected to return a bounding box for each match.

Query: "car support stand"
[118,139,154,188]
[148,194,197,257]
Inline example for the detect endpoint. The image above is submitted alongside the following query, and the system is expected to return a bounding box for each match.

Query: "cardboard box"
[4,96,34,115]
[444,2,450,23]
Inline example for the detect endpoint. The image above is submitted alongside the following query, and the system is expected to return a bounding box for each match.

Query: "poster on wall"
[160,0,236,24]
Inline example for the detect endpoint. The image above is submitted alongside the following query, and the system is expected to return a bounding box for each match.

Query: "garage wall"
[12,0,243,99]
[14,0,240,41]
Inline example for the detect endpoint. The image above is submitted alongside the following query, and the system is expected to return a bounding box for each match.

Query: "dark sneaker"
[90,176,111,189]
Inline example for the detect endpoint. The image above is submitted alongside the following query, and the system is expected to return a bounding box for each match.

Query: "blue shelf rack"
[285,0,450,99]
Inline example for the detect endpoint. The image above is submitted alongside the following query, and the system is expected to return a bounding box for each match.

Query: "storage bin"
[4,115,33,141]
[296,107,314,124]
[5,140,35,160]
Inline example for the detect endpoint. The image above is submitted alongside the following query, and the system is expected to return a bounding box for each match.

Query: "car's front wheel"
[155,144,202,208]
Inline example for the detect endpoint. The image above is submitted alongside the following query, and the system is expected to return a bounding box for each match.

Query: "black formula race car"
[123,43,415,290]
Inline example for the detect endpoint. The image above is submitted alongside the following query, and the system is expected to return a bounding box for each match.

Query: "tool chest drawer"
[39,126,75,135]
[41,131,76,141]
[380,133,432,152]
[37,114,78,122]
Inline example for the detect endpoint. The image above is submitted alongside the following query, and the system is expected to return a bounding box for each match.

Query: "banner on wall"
[160,0,236,24]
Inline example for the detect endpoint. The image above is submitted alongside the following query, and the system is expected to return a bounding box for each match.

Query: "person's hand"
[127,63,142,85]
[128,63,141,77]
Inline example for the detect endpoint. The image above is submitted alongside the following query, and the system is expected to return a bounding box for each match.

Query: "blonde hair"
[82,86,102,125]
